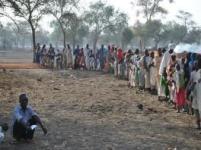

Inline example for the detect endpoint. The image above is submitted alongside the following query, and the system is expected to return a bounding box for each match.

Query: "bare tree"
[134,0,173,22]
[6,0,47,52]
[0,0,4,7]
[176,10,195,42]
[177,10,195,29]
[46,0,79,47]
[0,1,19,29]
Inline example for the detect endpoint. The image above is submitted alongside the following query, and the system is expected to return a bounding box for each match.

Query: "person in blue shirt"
[74,45,80,69]
[12,94,47,141]
[98,45,106,70]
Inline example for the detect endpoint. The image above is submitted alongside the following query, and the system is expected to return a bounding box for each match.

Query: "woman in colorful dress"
[175,63,186,113]
[67,44,73,69]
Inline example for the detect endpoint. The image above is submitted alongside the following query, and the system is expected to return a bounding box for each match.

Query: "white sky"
[2,0,201,32]
[97,0,201,25]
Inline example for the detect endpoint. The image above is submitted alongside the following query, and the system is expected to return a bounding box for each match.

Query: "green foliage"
[46,0,79,47]
[161,22,187,44]
[84,0,128,49]
[121,28,134,48]
[183,27,201,44]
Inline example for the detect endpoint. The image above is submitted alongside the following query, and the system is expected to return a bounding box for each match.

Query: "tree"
[134,0,173,22]
[84,1,128,51]
[145,20,164,48]
[49,21,63,48]
[121,28,134,49]
[65,14,81,49]
[183,27,201,44]
[159,21,187,44]
[102,12,128,47]
[133,21,147,49]
[0,24,15,49]
[66,18,89,49]
[0,0,4,8]
[177,10,195,29]
[6,0,47,53]
[0,1,19,29]
[46,0,79,47]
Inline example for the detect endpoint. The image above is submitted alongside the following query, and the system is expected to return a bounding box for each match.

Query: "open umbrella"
[174,43,201,54]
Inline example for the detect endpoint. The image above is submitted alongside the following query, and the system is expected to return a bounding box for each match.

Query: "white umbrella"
[174,43,192,53]
[189,44,201,54]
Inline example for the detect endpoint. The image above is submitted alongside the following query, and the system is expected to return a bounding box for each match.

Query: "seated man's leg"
[13,121,27,141]
[26,117,37,140]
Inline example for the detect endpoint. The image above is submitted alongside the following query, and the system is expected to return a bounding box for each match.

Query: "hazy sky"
[91,0,201,25]
[2,0,201,31]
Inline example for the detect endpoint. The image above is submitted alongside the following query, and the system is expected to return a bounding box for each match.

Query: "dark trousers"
[13,117,37,140]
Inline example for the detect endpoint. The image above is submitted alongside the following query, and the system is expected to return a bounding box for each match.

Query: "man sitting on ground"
[12,94,47,142]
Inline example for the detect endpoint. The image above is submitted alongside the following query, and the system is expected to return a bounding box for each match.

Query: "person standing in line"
[67,44,73,69]
[149,51,157,94]
[117,48,124,79]
[158,49,174,100]
[114,48,118,77]
[143,50,151,91]
[84,44,91,70]
[73,45,80,69]
[62,46,68,69]
[175,64,186,113]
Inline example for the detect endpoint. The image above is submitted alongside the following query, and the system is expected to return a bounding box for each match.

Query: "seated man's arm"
[32,115,47,135]
[29,108,47,135]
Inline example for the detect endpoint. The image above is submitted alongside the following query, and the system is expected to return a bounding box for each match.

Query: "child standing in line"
[160,69,170,101]
[175,64,186,113]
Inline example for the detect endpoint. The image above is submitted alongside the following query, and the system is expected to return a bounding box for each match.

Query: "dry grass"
[0,69,200,150]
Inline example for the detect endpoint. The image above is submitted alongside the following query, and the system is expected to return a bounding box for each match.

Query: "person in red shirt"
[117,48,124,78]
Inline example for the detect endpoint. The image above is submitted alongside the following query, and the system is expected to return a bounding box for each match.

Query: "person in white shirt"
[84,44,91,70]
[143,50,152,90]
[194,59,201,129]
[159,49,174,76]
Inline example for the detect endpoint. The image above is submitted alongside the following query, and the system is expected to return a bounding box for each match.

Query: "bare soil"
[0,69,201,150]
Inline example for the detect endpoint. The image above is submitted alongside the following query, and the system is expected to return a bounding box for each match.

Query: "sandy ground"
[0,50,33,63]
[0,69,201,150]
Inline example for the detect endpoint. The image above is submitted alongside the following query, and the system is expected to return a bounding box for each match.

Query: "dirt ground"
[0,69,201,150]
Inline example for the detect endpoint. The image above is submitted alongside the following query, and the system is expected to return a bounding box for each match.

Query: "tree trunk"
[121,40,125,50]
[58,20,66,48]
[63,30,66,48]
[30,26,36,49]
[29,21,36,62]
[139,39,143,51]
[93,34,99,54]
[154,39,159,49]
[72,37,76,51]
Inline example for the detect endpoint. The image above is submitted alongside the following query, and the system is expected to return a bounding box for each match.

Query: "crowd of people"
[33,43,107,71]
[34,43,201,130]
[1,43,201,144]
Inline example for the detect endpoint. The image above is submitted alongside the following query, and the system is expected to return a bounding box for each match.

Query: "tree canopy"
[0,0,201,51]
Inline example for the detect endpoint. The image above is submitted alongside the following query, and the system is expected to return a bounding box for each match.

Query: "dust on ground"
[0,69,201,150]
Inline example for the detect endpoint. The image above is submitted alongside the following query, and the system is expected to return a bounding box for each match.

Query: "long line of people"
[34,43,201,129]
[33,43,108,71]
[117,48,201,130]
